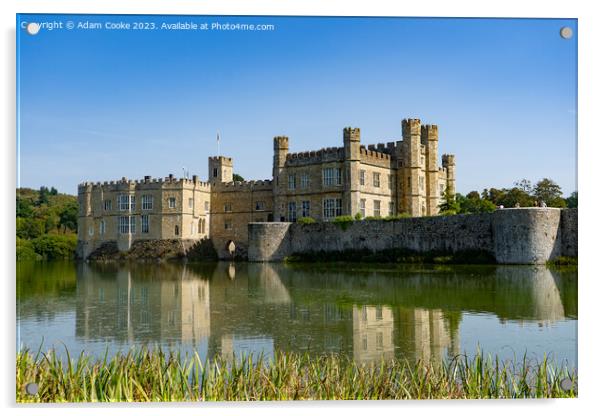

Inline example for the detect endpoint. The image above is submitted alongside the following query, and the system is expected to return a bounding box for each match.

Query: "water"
[16,261,577,367]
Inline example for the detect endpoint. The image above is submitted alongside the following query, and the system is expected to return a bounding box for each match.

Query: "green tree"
[59,200,79,233]
[438,188,460,215]
[232,173,245,182]
[533,178,566,207]
[514,179,533,194]
[457,192,496,214]
[37,186,50,206]
[566,191,578,208]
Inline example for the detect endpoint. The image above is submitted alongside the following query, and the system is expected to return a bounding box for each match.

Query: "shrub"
[16,238,41,261]
[354,212,363,221]
[333,215,355,230]
[31,234,77,260]
[297,217,316,225]
[384,213,411,221]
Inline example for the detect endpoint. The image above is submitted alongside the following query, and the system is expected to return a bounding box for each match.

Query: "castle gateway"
[77,118,456,259]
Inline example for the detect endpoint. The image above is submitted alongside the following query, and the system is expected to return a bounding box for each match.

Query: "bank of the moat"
[82,208,577,265]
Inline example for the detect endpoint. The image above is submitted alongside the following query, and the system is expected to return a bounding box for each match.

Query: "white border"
[2,1,600,415]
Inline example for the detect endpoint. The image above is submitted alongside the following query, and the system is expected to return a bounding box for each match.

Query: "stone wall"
[248,208,577,265]
[561,208,578,257]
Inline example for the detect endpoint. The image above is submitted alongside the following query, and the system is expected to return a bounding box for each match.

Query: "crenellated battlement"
[213,179,273,191]
[208,156,232,164]
[284,146,344,166]
[442,154,456,166]
[77,175,211,193]
[421,124,439,142]
[402,118,421,137]
[361,146,391,160]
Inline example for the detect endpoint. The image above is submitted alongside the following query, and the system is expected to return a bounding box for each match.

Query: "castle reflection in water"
[72,262,574,364]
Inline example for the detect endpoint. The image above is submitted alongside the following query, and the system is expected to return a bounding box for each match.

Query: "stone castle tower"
[77,118,456,259]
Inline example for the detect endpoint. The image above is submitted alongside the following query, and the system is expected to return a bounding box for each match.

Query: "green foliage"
[16,347,576,402]
[297,217,316,225]
[16,238,41,261]
[533,178,565,207]
[383,213,412,221]
[455,193,497,214]
[16,188,79,260]
[547,256,578,267]
[438,187,460,214]
[333,215,355,230]
[59,200,78,232]
[443,177,575,216]
[354,212,363,221]
[232,173,245,182]
[16,217,45,239]
[285,248,496,265]
[30,234,77,260]
[566,191,578,208]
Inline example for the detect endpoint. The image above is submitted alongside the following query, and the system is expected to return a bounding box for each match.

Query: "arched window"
[175,225,179,236]
[198,219,205,234]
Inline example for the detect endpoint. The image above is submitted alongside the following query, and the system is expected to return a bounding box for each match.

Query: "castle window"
[198,219,204,234]
[373,200,381,217]
[204,201,209,212]
[141,215,149,233]
[323,198,342,219]
[389,202,395,216]
[100,220,105,235]
[168,197,176,209]
[118,194,132,211]
[421,156,425,166]
[288,201,297,222]
[302,200,310,217]
[255,201,265,211]
[376,332,384,350]
[288,174,296,190]
[360,170,365,186]
[130,216,136,234]
[188,198,193,209]
[322,168,342,186]
[224,203,232,212]
[118,216,130,234]
[88,225,94,236]
[359,199,366,217]
[388,175,393,190]
[104,199,112,211]
[373,172,380,188]
[174,225,179,236]
[190,221,195,235]
[419,176,425,190]
[300,172,310,189]
[213,168,218,178]
[224,221,232,230]
[141,195,153,210]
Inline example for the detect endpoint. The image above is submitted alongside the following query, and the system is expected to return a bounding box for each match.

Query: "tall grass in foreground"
[16,348,576,402]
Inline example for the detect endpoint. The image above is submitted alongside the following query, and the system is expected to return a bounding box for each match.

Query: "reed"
[16,347,576,402]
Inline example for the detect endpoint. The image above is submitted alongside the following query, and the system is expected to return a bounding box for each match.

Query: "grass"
[16,347,576,402]
[547,256,578,267]
[284,248,496,265]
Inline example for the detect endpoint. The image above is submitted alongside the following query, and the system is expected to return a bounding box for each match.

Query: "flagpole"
[217,132,220,156]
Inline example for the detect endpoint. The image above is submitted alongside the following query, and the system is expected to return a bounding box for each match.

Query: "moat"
[17,261,577,368]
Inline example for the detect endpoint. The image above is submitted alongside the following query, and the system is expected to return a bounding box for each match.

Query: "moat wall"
[247,208,577,265]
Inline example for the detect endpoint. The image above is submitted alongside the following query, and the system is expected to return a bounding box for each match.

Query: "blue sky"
[17,15,577,195]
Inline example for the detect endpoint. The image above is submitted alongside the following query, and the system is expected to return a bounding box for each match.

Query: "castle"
[77,118,456,259]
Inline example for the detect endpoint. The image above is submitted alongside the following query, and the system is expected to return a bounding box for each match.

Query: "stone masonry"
[77,118,456,259]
